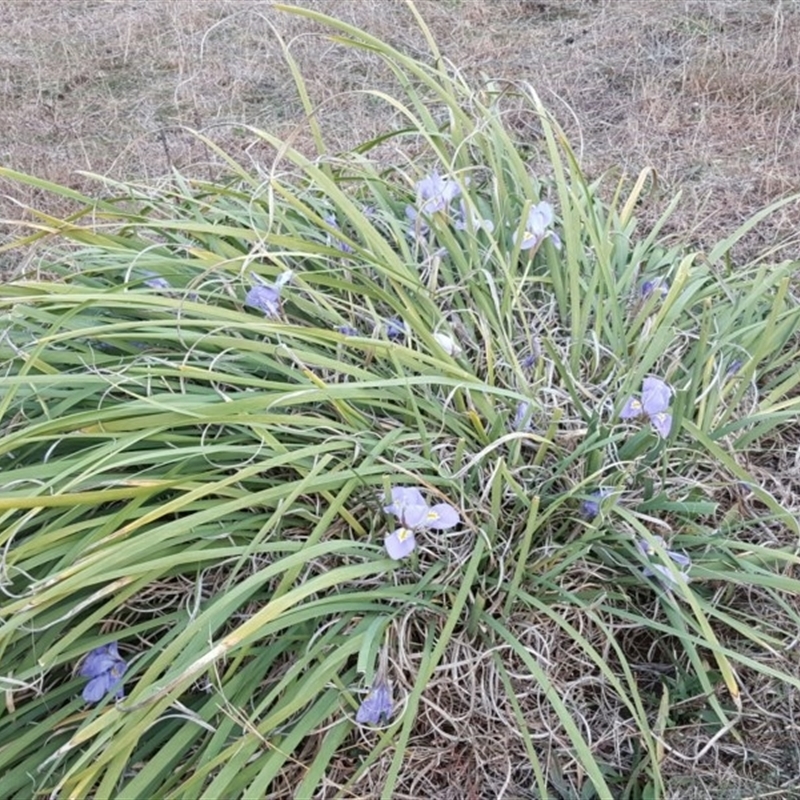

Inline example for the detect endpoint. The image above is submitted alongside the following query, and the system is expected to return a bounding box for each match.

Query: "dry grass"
[2,0,799,268]
[2,2,800,797]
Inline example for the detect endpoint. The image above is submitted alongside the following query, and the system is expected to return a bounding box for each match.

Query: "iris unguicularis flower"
[637,535,691,591]
[80,642,127,704]
[512,401,534,432]
[383,486,460,560]
[415,170,461,215]
[323,213,354,254]
[384,317,407,341]
[356,646,394,726]
[245,271,293,319]
[143,273,171,290]
[620,376,673,439]
[405,170,461,240]
[356,676,393,726]
[640,278,669,300]
[580,488,614,520]
[516,201,561,251]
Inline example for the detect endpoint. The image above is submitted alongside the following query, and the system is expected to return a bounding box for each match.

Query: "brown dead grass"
[2,0,799,267]
[2,1,800,797]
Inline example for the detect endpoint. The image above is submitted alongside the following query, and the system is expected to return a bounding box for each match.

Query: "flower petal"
[512,401,533,431]
[245,285,281,318]
[385,528,416,559]
[423,503,460,530]
[383,487,426,517]
[619,396,643,420]
[356,682,393,725]
[649,411,672,439]
[433,332,461,356]
[82,674,111,704]
[641,377,672,415]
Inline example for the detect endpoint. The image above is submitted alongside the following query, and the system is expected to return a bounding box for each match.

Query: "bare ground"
[2,0,799,265]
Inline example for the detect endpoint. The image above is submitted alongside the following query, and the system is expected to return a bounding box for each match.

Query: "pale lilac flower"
[641,278,669,300]
[637,535,691,590]
[404,205,430,240]
[80,642,127,704]
[512,401,533,432]
[620,377,673,438]
[385,527,417,560]
[382,486,460,559]
[580,488,614,520]
[337,325,359,337]
[727,359,744,376]
[416,171,461,215]
[641,376,672,415]
[245,284,281,318]
[324,213,354,254]
[356,677,394,725]
[517,201,560,251]
[383,486,427,519]
[433,332,462,356]
[454,200,494,233]
[649,411,672,439]
[245,272,292,318]
[385,317,407,341]
[144,273,171,290]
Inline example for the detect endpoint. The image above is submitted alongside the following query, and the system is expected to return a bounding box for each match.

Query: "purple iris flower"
[356,677,394,725]
[324,213,354,254]
[245,284,281,319]
[517,201,561,251]
[385,317,407,341]
[337,325,360,337]
[620,376,673,439]
[415,171,461,216]
[641,278,669,300]
[383,486,460,560]
[727,359,744,376]
[580,488,614,519]
[637,535,691,590]
[453,200,494,233]
[144,273,171,290]
[80,642,127,704]
[245,271,292,319]
[512,401,534,432]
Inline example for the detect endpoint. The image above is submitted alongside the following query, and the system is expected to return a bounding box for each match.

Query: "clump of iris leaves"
[2,4,800,799]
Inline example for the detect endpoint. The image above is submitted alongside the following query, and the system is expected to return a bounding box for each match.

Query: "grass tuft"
[1,3,800,798]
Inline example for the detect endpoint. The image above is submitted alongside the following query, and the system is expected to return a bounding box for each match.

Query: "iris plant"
[620,376,673,438]
[383,486,460,559]
[415,171,461,215]
[80,642,127,704]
